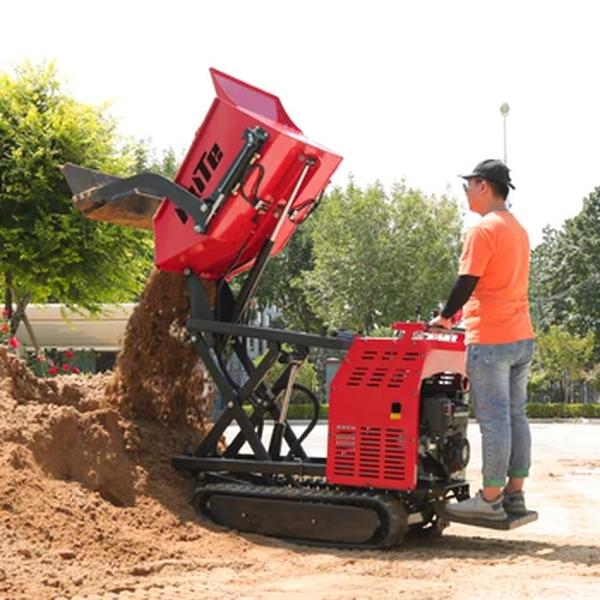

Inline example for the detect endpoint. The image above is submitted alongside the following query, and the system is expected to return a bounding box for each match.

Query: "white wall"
[16,304,135,351]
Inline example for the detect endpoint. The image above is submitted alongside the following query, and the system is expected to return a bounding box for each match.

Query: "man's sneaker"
[503,490,527,515]
[445,491,507,521]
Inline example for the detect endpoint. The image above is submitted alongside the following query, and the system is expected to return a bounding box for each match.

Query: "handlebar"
[390,321,465,345]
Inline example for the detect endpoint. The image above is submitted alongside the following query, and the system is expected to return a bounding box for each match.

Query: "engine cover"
[326,323,466,491]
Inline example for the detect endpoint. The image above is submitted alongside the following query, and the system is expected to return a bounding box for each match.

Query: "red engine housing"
[153,69,342,279]
[326,323,466,491]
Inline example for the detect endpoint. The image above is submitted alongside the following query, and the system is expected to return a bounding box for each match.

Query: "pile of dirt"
[4,269,597,600]
[106,270,215,433]
[0,271,220,599]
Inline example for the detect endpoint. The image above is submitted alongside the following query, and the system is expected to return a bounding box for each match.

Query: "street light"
[500,102,510,163]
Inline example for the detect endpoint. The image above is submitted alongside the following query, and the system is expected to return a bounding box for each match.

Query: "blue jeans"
[467,339,535,488]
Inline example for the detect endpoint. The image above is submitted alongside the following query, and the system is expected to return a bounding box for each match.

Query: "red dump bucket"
[154,68,342,280]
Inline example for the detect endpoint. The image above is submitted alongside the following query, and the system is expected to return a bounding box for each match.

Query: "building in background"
[15,304,134,372]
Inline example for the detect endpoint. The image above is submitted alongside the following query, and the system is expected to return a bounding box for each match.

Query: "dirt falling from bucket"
[106,269,216,435]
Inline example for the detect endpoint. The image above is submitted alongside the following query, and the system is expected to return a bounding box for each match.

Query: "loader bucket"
[62,68,342,280]
[61,163,162,230]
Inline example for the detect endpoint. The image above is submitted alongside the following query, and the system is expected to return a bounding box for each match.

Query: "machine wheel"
[410,515,449,539]
[408,503,450,540]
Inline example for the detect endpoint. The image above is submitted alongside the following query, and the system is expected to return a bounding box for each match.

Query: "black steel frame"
[171,264,352,479]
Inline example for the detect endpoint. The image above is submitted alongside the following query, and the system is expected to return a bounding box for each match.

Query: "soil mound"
[0,271,217,599]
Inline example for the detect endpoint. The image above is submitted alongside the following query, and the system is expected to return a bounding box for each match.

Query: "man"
[430,159,534,521]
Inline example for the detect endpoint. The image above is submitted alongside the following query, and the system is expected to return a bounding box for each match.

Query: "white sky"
[2,0,599,246]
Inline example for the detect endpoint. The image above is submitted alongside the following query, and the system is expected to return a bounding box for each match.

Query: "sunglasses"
[462,178,484,193]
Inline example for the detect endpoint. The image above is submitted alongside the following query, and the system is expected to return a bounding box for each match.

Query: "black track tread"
[193,481,408,549]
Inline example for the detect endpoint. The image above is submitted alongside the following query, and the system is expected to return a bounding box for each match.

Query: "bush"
[253,350,318,392]
[244,403,329,420]
[288,403,329,419]
[244,402,600,420]
[525,402,600,419]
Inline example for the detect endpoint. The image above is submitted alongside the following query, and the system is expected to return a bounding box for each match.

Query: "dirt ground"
[1,343,599,600]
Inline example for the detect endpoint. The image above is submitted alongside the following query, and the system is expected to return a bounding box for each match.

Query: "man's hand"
[428,315,452,330]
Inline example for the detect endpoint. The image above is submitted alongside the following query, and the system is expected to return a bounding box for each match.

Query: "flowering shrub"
[0,310,20,353]
[29,348,81,378]
[2,311,81,377]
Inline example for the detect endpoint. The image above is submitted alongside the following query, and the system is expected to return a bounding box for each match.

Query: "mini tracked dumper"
[63,68,538,548]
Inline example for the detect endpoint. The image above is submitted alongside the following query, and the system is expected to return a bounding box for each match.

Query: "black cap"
[460,159,515,190]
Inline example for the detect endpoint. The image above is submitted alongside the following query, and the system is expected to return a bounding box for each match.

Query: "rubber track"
[193,482,409,549]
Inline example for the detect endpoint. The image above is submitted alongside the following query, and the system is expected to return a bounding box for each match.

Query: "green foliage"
[529,325,597,403]
[525,403,600,419]
[0,61,154,321]
[0,310,19,350]
[128,138,180,178]
[254,223,324,333]
[529,187,600,399]
[302,179,463,333]
[253,350,318,393]
[247,403,600,420]
[26,348,81,377]
[533,325,595,383]
[583,363,600,392]
[244,403,329,420]
[530,187,600,350]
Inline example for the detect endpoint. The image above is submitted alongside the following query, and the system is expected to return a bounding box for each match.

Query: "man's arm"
[429,274,479,328]
[441,274,479,318]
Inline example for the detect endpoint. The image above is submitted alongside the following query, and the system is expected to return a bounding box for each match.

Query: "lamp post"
[500,102,510,163]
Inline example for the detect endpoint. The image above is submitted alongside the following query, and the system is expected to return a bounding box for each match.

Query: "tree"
[529,225,563,329]
[302,179,463,334]
[129,138,180,179]
[253,348,318,392]
[531,325,596,403]
[254,222,324,333]
[0,62,154,335]
[530,187,600,352]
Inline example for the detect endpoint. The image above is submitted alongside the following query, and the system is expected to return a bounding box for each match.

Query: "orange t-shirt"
[459,210,534,345]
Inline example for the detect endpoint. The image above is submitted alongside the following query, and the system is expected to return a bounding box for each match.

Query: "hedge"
[525,402,600,419]
[245,403,600,420]
[243,404,328,420]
